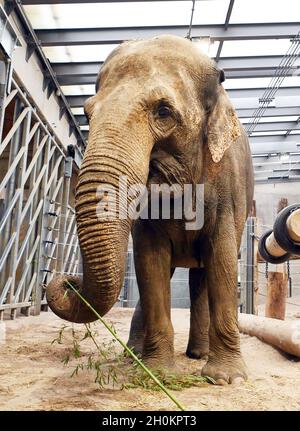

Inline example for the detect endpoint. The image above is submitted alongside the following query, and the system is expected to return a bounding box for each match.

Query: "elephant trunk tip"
[46,274,97,324]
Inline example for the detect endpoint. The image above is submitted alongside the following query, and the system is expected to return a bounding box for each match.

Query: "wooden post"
[265,271,288,320]
[277,197,288,213]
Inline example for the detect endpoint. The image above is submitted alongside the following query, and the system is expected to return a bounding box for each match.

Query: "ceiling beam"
[54,56,300,89]
[79,130,300,150]
[255,176,300,184]
[73,106,300,121]
[250,139,300,155]
[253,154,300,164]
[53,56,300,74]
[237,106,300,118]
[57,67,299,85]
[53,61,101,76]
[218,55,300,70]
[248,121,300,133]
[66,86,300,107]
[22,0,208,3]
[35,23,300,46]
[250,134,299,144]
[75,113,300,133]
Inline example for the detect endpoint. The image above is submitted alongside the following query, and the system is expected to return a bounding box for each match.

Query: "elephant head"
[46,35,241,323]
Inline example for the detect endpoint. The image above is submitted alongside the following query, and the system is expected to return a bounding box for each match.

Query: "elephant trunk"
[46,117,150,323]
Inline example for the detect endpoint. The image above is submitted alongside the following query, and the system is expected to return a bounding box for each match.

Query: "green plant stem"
[84,324,101,351]
[65,280,186,411]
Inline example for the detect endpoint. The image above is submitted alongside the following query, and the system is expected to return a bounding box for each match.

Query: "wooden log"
[286,209,300,242]
[239,313,300,358]
[265,232,286,257]
[264,208,300,258]
[265,271,287,320]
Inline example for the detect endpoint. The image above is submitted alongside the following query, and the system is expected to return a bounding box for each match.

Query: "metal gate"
[0,76,80,320]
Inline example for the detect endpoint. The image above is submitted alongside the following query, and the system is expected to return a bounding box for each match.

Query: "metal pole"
[33,137,51,315]
[246,217,255,314]
[8,107,32,318]
[56,155,72,274]
[0,59,8,139]
[0,98,23,292]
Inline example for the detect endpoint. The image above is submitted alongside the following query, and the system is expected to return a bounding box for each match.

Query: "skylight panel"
[24,1,230,29]
[61,85,94,96]
[221,39,293,57]
[230,0,300,23]
[224,76,300,90]
[43,45,118,63]
[71,107,85,115]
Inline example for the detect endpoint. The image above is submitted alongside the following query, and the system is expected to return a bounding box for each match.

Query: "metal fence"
[120,218,300,312]
[119,251,191,309]
[0,75,80,320]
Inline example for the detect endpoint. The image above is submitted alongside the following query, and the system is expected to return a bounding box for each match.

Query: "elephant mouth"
[148,156,190,188]
[148,158,168,183]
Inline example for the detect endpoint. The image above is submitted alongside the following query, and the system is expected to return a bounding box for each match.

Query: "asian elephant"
[46,35,254,385]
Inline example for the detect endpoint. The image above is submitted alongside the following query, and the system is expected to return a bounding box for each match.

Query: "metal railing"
[0,75,80,319]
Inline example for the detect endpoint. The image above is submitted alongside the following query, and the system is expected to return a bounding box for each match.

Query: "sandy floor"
[0,305,300,411]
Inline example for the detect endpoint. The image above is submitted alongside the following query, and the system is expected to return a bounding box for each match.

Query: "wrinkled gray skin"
[46,35,254,385]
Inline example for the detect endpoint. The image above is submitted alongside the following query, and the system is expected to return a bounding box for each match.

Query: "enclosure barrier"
[258,204,300,264]
[0,76,80,320]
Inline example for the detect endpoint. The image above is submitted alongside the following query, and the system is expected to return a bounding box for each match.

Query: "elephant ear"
[206,88,241,163]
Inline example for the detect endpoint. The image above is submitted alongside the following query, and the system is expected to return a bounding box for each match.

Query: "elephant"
[46,35,254,385]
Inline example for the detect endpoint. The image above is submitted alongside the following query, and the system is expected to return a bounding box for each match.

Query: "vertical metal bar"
[56,156,72,273]
[246,217,255,314]
[0,59,8,139]
[33,137,51,315]
[8,107,32,319]
[240,224,247,313]
[22,124,40,313]
[0,98,23,292]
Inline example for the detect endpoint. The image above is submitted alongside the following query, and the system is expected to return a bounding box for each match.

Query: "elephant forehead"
[101,36,215,81]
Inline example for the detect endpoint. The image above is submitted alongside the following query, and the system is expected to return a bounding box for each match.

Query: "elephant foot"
[186,340,209,360]
[143,355,175,372]
[127,336,144,356]
[142,327,175,371]
[201,355,247,385]
[142,360,179,382]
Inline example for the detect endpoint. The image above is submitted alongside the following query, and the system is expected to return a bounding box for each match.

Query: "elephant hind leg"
[186,268,210,359]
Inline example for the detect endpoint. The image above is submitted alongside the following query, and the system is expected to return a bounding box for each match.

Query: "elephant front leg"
[186,268,209,359]
[127,268,175,355]
[127,300,144,355]
[133,223,174,369]
[201,220,247,385]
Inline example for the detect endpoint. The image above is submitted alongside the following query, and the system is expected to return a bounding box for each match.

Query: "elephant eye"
[157,105,171,118]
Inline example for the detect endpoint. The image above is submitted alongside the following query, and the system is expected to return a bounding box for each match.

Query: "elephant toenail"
[215,378,228,386]
[231,376,245,385]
